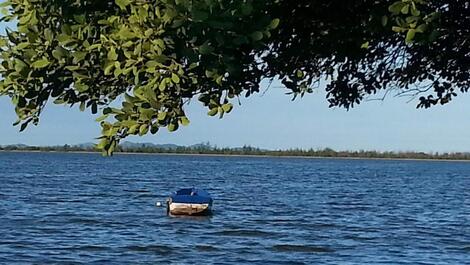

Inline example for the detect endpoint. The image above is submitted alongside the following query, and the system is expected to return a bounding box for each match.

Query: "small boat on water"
[167,188,213,216]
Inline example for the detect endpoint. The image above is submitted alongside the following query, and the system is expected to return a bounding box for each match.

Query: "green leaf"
[72,51,87,62]
[150,124,159,134]
[269,18,280,29]
[19,122,28,132]
[57,34,73,45]
[198,94,210,104]
[411,6,421,17]
[208,108,218,116]
[171,73,180,84]
[95,114,109,122]
[139,124,149,135]
[52,46,67,60]
[416,24,427,33]
[218,107,224,119]
[180,116,190,126]
[401,4,410,15]
[154,39,165,49]
[360,41,369,49]
[168,123,178,132]
[14,59,28,73]
[221,103,233,113]
[65,65,80,71]
[125,93,138,103]
[381,16,388,27]
[128,123,140,134]
[205,70,214,78]
[388,2,405,14]
[144,29,154,37]
[103,107,112,115]
[44,29,54,42]
[79,101,86,111]
[118,27,136,40]
[250,31,263,41]
[19,11,32,24]
[392,26,405,33]
[96,139,108,150]
[107,47,118,61]
[215,75,223,85]
[73,15,85,24]
[106,139,116,156]
[16,42,29,50]
[405,29,416,43]
[91,103,98,114]
[157,112,167,121]
[75,82,89,92]
[198,42,214,55]
[31,58,50,69]
[115,0,131,10]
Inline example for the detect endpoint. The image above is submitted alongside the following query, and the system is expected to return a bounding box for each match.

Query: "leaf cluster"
[0,0,468,154]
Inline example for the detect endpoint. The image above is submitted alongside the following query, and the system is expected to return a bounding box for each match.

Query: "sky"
[2,79,470,153]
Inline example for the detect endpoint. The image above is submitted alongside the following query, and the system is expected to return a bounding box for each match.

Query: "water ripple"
[271,244,335,253]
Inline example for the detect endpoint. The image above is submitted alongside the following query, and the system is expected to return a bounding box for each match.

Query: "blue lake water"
[0,152,469,264]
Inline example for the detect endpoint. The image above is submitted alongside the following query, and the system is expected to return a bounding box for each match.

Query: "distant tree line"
[2,143,470,161]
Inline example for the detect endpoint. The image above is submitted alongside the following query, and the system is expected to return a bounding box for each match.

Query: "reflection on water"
[168,214,213,221]
[1,152,469,264]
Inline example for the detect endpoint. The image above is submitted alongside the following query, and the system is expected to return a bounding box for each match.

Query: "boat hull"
[168,202,211,216]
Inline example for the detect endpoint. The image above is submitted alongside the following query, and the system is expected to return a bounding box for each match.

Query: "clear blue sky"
[1,24,470,153]
[2,78,470,152]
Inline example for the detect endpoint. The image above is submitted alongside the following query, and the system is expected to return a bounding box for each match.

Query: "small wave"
[37,227,62,234]
[56,245,110,251]
[134,193,155,198]
[271,244,334,253]
[68,218,103,225]
[250,261,306,265]
[343,235,377,242]
[76,245,110,251]
[311,223,337,228]
[124,245,173,254]
[212,229,275,238]
[123,189,151,193]
[39,199,87,203]
[195,245,219,252]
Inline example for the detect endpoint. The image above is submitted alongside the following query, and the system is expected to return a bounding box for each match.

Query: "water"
[0,152,469,264]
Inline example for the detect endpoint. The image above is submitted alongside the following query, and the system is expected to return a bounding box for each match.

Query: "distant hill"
[74,142,95,149]
[188,142,212,149]
[119,141,182,150]
[0,142,265,152]
[0,141,208,150]
[0,143,28,148]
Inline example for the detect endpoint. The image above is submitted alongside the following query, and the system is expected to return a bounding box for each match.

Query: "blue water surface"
[0,152,469,264]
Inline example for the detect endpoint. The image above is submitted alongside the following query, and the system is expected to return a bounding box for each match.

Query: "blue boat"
[167,188,213,216]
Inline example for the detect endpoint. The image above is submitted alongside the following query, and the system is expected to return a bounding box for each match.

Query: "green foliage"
[0,0,468,155]
[0,0,276,154]
[388,0,438,43]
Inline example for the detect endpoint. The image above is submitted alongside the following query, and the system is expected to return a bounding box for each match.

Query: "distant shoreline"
[1,149,470,163]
